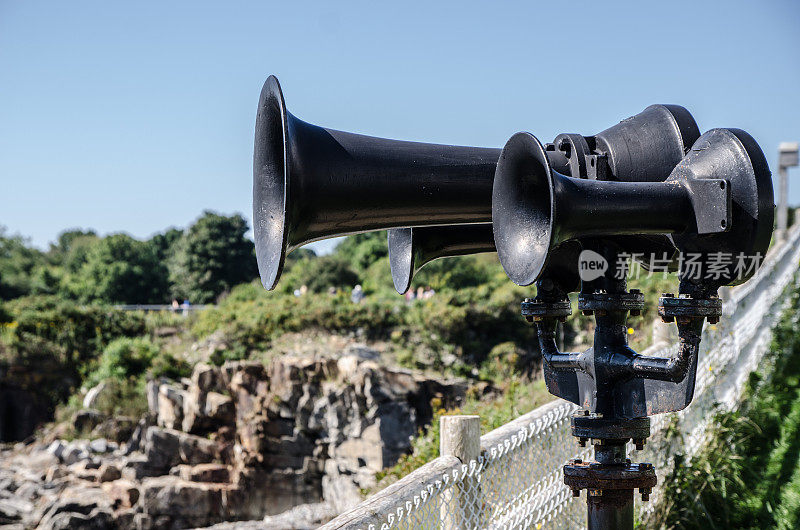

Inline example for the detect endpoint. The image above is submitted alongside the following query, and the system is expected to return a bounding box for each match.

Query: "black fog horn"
[253,75,499,290]
[492,128,773,289]
[387,104,701,293]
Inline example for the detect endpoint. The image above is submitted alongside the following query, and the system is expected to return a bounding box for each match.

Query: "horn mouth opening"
[492,132,555,286]
[388,228,415,294]
[253,75,290,291]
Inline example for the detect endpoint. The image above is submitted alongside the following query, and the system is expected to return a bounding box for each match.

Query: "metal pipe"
[536,322,583,370]
[628,319,703,382]
[587,489,634,530]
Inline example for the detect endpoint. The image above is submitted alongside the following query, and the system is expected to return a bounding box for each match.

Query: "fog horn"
[388,104,701,293]
[253,75,499,290]
[492,128,773,289]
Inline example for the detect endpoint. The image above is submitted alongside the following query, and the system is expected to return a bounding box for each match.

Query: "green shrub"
[2,295,146,367]
[88,336,191,386]
[87,337,158,385]
[652,278,800,529]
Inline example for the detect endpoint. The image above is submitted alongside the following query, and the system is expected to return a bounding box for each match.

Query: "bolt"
[640,487,651,501]
[572,488,581,497]
[533,316,543,322]
[578,438,587,447]
[640,462,653,470]
[573,458,582,465]
[634,438,645,450]
[583,410,590,416]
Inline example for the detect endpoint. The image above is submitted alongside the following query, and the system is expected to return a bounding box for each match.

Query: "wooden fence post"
[440,415,481,530]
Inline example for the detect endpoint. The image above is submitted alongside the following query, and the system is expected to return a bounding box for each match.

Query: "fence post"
[440,415,481,530]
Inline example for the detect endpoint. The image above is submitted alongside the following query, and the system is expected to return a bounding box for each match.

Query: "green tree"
[71,234,168,303]
[168,211,257,303]
[0,228,45,300]
[334,231,388,274]
[280,255,359,294]
[149,227,183,262]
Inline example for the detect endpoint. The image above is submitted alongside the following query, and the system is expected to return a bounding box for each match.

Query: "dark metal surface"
[251,76,774,529]
[253,76,500,290]
[387,224,495,294]
[564,462,657,491]
[670,128,775,288]
[571,414,651,441]
[492,132,737,288]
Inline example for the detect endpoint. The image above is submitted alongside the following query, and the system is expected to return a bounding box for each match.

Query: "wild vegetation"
[0,211,676,451]
[649,278,800,530]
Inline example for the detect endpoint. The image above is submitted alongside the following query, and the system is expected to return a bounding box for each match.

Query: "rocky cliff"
[0,345,467,529]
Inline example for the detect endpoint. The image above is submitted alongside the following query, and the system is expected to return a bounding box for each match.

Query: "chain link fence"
[321,226,800,530]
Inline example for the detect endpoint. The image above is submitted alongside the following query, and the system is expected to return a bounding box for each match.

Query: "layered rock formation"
[0,346,467,529]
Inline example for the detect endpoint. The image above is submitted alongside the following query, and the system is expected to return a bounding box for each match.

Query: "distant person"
[405,290,415,302]
[328,286,337,295]
[423,286,435,299]
[351,284,364,304]
[171,299,180,312]
[181,299,190,316]
[300,285,308,296]
[416,286,425,300]
[294,288,302,297]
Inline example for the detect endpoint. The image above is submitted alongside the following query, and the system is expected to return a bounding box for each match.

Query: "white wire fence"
[320,226,800,530]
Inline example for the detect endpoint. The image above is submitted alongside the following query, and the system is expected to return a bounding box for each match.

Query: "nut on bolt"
[572,488,581,497]
[578,437,588,447]
[640,487,651,501]
[634,438,645,450]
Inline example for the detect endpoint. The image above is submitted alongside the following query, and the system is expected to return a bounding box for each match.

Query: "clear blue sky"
[1,0,799,253]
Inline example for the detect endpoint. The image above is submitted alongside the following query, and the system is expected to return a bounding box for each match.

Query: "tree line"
[0,211,258,305]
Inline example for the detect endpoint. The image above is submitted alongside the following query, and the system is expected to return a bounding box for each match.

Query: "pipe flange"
[658,293,722,323]
[578,290,644,313]
[521,298,572,321]
[571,414,650,441]
[563,461,657,491]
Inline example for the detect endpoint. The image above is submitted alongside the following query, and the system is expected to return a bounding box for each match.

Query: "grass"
[649,277,800,529]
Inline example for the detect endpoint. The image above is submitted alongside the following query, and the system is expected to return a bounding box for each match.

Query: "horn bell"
[388,224,495,294]
[253,75,500,290]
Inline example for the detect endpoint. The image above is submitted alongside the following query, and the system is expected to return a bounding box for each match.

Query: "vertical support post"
[777,166,788,241]
[777,142,799,241]
[440,415,481,530]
